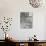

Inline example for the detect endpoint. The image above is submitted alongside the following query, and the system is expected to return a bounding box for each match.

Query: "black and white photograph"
[20,12,33,29]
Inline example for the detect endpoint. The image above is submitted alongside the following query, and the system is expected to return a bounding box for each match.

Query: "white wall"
[0,0,46,40]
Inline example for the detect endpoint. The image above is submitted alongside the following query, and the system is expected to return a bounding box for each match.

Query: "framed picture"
[20,12,33,29]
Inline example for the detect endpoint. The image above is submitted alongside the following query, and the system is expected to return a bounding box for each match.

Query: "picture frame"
[20,12,33,29]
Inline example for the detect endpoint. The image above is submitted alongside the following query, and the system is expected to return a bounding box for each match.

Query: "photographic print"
[20,12,33,29]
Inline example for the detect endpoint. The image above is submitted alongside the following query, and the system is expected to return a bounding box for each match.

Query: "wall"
[0,0,46,40]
